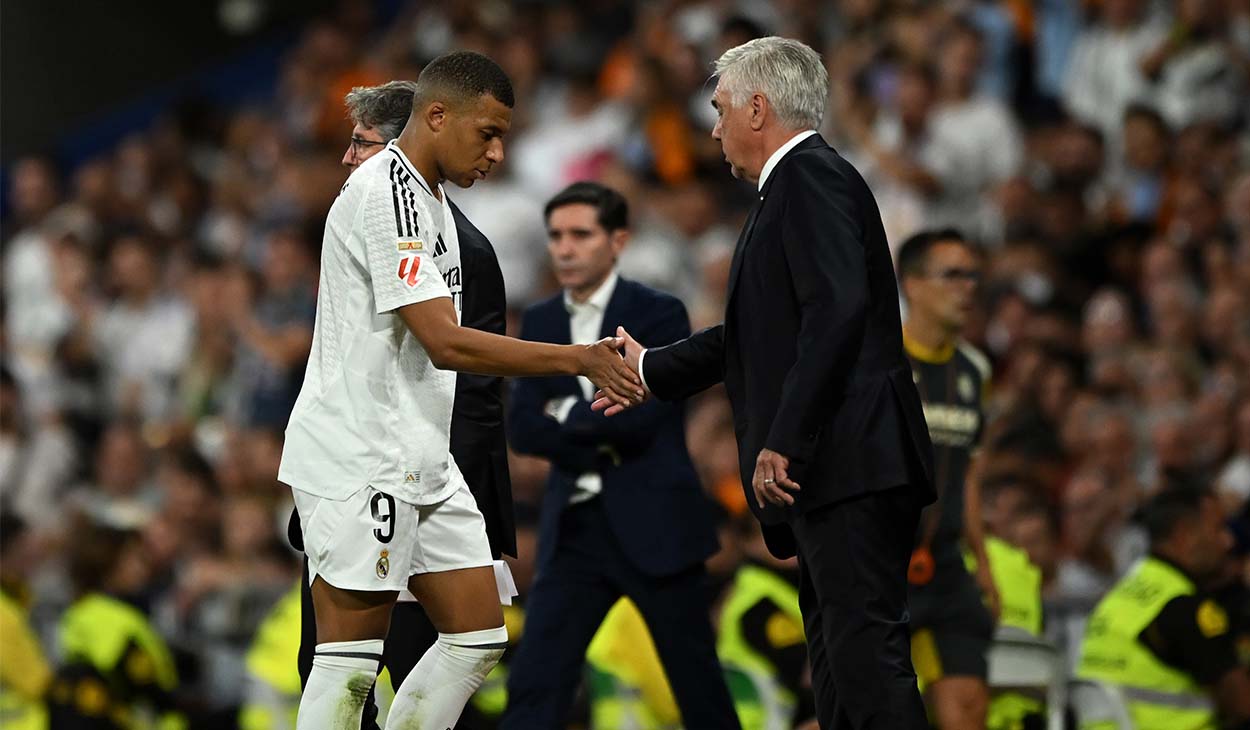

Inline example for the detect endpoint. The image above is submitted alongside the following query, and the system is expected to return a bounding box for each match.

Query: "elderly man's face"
[711,81,757,182]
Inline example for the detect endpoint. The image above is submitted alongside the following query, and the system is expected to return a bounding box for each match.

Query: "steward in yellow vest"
[1078,488,1250,730]
[47,525,184,730]
[0,516,50,730]
[717,561,808,730]
[965,535,1045,730]
[239,584,302,730]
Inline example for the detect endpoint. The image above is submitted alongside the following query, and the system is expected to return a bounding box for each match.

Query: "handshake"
[576,326,648,415]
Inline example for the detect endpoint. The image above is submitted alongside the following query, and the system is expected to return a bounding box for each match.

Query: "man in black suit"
[500,182,739,729]
[597,38,936,729]
[287,81,513,729]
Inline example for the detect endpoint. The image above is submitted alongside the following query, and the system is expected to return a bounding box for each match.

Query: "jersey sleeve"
[1139,594,1240,685]
[359,173,452,314]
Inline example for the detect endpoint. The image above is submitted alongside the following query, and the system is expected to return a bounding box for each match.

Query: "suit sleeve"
[765,159,868,463]
[506,311,598,474]
[560,297,692,450]
[640,324,725,401]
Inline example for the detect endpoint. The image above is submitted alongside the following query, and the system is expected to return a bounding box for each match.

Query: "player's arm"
[397,298,642,406]
[963,450,1000,620]
[360,178,641,407]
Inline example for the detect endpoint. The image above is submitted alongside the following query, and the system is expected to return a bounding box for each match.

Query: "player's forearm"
[963,455,991,559]
[432,325,581,378]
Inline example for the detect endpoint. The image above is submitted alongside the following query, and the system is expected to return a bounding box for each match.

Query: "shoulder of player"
[956,340,992,381]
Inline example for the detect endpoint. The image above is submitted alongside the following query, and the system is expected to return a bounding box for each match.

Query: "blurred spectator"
[0,367,77,529]
[78,235,194,423]
[222,229,315,429]
[1062,0,1165,147]
[1138,0,1249,132]
[926,18,1023,242]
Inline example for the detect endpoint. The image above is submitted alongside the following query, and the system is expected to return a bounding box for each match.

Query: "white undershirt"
[548,271,618,503]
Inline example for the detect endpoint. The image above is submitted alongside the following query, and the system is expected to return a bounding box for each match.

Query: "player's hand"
[752,448,800,508]
[577,336,643,410]
[591,326,648,416]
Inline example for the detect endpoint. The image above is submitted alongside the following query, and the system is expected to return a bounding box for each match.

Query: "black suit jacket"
[508,278,719,577]
[447,198,515,558]
[285,198,515,558]
[643,134,935,558]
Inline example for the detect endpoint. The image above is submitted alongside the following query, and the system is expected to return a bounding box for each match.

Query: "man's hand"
[591,326,648,416]
[577,336,644,410]
[752,448,800,508]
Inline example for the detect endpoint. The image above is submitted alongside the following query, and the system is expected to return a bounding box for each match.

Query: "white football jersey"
[279,141,464,506]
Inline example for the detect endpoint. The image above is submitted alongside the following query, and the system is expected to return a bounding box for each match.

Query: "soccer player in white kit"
[278,51,644,730]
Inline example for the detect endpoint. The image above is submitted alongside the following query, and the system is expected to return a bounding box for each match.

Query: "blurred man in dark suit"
[501,182,738,730]
[598,37,936,729]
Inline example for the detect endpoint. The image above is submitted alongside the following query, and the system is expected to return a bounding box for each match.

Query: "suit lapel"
[725,201,763,306]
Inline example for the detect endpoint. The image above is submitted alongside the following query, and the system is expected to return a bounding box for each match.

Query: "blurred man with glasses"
[896,228,996,730]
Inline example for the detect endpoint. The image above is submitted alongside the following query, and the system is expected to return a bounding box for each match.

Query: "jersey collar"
[386,140,436,199]
[903,329,956,364]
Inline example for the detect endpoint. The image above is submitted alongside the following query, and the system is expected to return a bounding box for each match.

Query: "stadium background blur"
[2,0,1249,727]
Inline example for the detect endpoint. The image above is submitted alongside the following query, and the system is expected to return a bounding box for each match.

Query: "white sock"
[386,626,508,730]
[296,639,384,730]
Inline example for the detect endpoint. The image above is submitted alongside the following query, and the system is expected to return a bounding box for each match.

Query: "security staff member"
[1078,487,1250,730]
[718,515,811,730]
[964,535,1045,730]
[239,584,301,730]
[48,526,184,730]
[897,229,996,729]
[0,516,50,730]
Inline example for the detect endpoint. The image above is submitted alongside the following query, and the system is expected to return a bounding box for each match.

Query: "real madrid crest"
[957,373,975,403]
[376,549,390,580]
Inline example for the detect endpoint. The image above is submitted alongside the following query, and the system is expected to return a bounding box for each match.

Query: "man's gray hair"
[714,37,828,130]
[344,80,417,142]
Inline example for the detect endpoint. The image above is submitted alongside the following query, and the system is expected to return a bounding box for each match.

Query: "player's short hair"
[1143,483,1212,545]
[345,81,417,141]
[896,228,975,280]
[544,182,630,233]
[414,51,515,111]
[714,36,828,131]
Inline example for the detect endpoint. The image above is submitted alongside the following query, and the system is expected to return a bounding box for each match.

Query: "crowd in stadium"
[2,0,1250,728]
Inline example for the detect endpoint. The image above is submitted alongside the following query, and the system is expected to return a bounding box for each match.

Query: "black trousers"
[297,560,493,730]
[789,485,929,730]
[499,497,739,729]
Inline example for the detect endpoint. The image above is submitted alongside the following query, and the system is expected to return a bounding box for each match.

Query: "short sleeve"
[1140,594,1240,685]
[359,174,452,314]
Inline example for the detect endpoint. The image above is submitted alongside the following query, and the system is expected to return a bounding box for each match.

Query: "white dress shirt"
[637,130,816,390]
[549,271,619,503]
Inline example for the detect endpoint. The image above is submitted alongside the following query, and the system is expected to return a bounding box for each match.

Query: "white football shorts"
[294,470,493,593]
